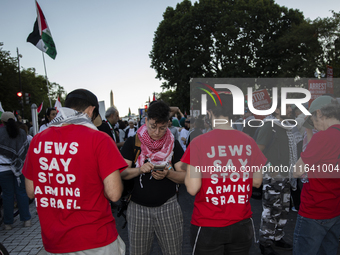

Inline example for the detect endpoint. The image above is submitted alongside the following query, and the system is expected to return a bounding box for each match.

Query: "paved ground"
[1,185,340,254]
[0,204,43,255]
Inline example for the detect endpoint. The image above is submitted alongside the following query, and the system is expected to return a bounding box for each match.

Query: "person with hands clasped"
[120,100,185,255]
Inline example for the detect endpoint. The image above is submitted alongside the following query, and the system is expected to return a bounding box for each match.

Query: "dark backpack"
[251,124,277,200]
[117,135,141,228]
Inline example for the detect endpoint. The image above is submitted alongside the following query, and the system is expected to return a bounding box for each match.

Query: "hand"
[140,162,153,174]
[151,165,173,180]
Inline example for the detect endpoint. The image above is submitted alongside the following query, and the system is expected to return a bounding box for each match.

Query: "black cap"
[66,89,99,109]
[66,89,99,119]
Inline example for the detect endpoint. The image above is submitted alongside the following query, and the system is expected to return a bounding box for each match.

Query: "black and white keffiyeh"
[49,107,97,131]
[0,126,29,184]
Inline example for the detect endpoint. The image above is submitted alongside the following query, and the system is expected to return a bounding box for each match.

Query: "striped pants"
[127,195,183,255]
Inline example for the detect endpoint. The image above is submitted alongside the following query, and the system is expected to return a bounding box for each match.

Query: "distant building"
[110,90,114,107]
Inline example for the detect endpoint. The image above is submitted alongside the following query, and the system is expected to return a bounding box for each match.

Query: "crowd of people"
[0,88,339,255]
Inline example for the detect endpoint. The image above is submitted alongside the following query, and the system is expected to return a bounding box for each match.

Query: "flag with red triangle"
[0,102,4,119]
[153,93,156,101]
[37,101,44,114]
[27,0,57,59]
[54,97,62,112]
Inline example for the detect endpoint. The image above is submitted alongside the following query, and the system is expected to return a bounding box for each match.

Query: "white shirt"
[127,128,136,138]
[179,128,189,151]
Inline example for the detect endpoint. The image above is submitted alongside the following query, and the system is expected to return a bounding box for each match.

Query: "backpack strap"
[117,135,141,228]
[133,134,141,167]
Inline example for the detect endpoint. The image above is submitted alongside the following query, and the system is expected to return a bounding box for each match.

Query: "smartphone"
[154,164,166,171]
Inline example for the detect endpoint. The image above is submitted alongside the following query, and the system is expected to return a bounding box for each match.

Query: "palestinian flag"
[37,102,43,114]
[54,97,62,112]
[27,0,57,59]
[0,102,4,119]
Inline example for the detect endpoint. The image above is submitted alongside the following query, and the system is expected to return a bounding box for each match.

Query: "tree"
[0,43,66,121]
[0,43,20,113]
[150,0,339,110]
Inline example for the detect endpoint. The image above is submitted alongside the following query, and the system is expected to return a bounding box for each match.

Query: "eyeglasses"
[148,122,168,133]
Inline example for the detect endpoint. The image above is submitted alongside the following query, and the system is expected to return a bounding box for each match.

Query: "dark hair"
[45,107,56,123]
[207,93,234,120]
[65,98,91,112]
[19,123,28,135]
[118,120,126,130]
[5,119,20,138]
[147,101,170,124]
[65,89,99,120]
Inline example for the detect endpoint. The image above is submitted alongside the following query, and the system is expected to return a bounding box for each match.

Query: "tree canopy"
[150,0,340,111]
[0,43,66,121]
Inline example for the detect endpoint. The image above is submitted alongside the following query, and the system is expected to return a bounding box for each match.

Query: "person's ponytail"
[6,119,20,138]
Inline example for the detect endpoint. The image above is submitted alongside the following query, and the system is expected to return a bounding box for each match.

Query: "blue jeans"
[293,214,340,255]
[0,171,31,224]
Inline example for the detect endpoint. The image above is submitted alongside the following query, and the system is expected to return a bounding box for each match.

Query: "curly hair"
[147,101,170,124]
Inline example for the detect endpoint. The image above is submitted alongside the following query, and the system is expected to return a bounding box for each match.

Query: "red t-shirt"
[299,124,340,219]
[22,125,127,253]
[181,129,266,227]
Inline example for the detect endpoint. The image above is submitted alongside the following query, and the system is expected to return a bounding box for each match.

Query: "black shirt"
[187,128,203,147]
[120,135,184,207]
[97,121,114,140]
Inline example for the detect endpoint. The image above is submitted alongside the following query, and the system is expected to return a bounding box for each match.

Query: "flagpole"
[42,51,52,107]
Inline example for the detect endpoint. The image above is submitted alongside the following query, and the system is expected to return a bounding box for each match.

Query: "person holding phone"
[120,100,185,255]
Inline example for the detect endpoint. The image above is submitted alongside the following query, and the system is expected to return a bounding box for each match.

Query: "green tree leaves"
[150,0,340,110]
[0,43,66,121]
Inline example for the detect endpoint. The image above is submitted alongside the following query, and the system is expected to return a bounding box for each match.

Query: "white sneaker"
[4,224,12,230]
